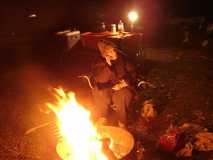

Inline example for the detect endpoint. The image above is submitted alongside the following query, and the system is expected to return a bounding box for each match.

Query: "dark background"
[0,0,212,34]
[0,0,212,67]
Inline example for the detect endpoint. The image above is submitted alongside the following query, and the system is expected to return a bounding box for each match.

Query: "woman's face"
[98,41,118,65]
[105,46,118,61]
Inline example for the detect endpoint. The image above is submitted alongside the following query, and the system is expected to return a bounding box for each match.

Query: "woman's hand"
[112,79,128,91]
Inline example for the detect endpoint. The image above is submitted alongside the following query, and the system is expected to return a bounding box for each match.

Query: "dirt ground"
[0,40,213,159]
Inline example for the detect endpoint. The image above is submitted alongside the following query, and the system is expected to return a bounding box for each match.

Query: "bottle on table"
[118,20,125,32]
[101,22,106,32]
[111,24,117,34]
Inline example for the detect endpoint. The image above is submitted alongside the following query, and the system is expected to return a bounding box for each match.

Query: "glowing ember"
[46,88,108,160]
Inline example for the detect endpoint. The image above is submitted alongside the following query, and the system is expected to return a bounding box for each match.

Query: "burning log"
[102,138,117,160]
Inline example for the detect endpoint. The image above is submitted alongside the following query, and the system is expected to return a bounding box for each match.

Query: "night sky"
[0,0,212,34]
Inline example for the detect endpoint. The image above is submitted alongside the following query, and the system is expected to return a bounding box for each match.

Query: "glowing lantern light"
[128,11,138,30]
[128,11,138,23]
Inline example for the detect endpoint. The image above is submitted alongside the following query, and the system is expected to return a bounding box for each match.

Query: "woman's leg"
[92,87,111,120]
[112,88,133,125]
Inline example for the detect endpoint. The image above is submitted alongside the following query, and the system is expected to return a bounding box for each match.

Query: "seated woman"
[91,39,136,127]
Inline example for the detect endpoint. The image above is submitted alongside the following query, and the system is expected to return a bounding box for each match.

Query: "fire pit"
[47,88,134,160]
[97,126,134,159]
[57,126,134,160]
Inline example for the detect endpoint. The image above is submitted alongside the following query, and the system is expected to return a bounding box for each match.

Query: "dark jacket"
[92,55,136,90]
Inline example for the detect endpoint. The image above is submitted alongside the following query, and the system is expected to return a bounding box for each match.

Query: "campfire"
[46,88,108,160]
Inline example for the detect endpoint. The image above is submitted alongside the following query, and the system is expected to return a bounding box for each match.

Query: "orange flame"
[46,88,108,160]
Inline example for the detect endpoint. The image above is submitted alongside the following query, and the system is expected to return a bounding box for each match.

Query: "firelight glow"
[46,88,108,160]
[128,11,138,23]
